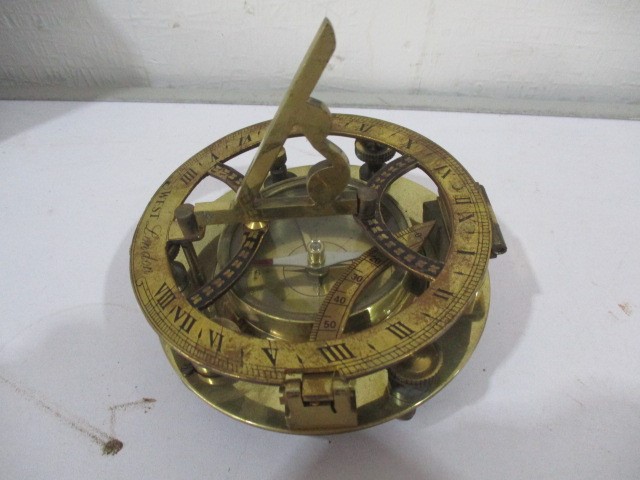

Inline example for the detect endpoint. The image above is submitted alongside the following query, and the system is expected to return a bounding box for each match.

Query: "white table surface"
[1,100,639,479]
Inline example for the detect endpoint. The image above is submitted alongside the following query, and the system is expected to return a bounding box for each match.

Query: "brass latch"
[280,373,357,430]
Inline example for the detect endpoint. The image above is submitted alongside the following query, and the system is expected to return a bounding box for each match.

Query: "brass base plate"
[162,278,489,434]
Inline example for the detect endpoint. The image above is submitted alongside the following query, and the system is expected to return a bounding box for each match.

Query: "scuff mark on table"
[0,372,124,455]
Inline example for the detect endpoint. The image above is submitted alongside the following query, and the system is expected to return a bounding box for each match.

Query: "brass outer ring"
[130,114,493,384]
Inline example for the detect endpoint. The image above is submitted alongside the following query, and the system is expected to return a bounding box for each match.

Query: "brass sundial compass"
[130,19,506,434]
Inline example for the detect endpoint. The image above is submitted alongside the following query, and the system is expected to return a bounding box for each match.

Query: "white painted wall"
[1,0,639,118]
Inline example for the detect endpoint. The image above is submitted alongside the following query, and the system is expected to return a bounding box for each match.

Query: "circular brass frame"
[130,114,492,385]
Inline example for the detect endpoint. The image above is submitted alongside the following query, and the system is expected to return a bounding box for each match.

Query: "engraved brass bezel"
[130,115,492,386]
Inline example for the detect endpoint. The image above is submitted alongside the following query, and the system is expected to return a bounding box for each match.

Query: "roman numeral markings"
[208,329,224,351]
[457,212,475,223]
[433,288,454,301]
[238,133,252,146]
[386,321,415,340]
[169,305,197,334]
[318,343,356,363]
[179,167,198,186]
[154,282,176,309]
[433,165,452,179]
[262,346,278,366]
[454,195,473,205]
[388,131,413,150]
[154,282,198,334]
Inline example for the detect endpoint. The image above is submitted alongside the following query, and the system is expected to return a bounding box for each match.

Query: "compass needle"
[130,19,506,434]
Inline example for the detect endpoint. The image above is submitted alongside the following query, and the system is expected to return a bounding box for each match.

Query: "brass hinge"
[280,373,357,430]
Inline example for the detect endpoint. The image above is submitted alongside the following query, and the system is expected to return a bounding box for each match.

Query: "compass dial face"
[217,177,411,341]
[130,114,493,385]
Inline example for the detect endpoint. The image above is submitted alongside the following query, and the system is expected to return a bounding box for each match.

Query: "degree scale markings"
[189,227,267,309]
[357,155,445,280]
[129,114,492,384]
[310,222,435,341]
[187,162,268,310]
